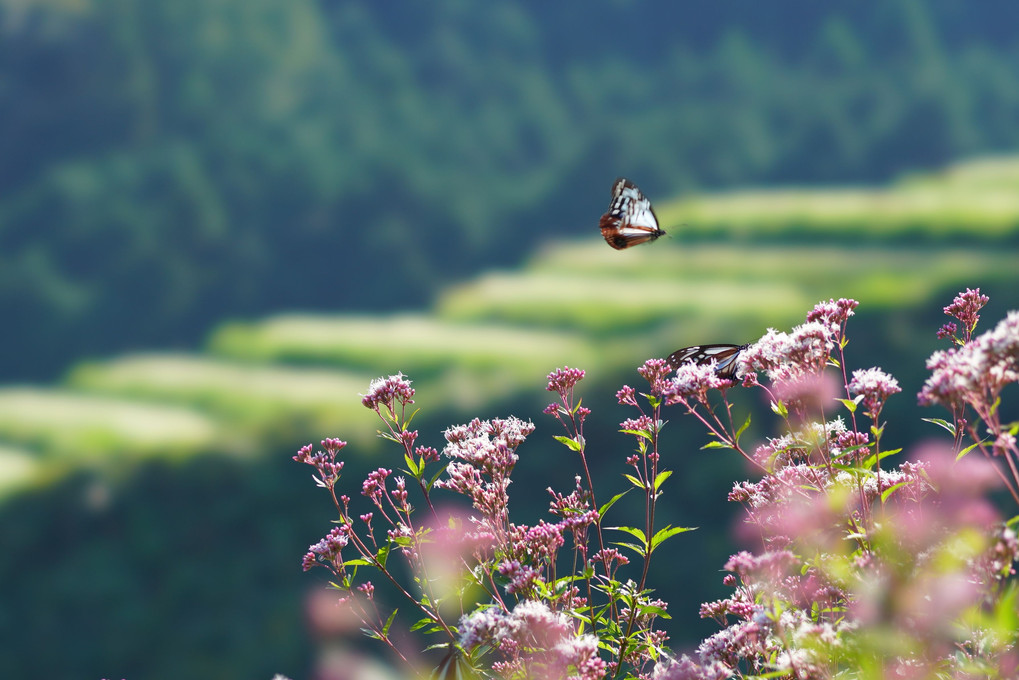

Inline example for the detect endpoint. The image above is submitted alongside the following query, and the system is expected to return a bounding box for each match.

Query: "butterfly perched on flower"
[667,343,750,381]
[432,644,473,680]
[599,178,666,250]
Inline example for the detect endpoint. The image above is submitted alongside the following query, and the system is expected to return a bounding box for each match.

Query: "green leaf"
[381,608,398,635]
[650,525,697,551]
[881,481,908,503]
[619,428,652,441]
[409,616,433,632]
[861,448,901,469]
[836,396,863,413]
[653,470,672,491]
[610,525,648,542]
[734,413,752,444]
[571,397,584,415]
[375,544,392,568]
[612,541,646,557]
[921,417,957,436]
[771,400,788,418]
[598,490,629,518]
[636,603,672,619]
[701,440,731,450]
[553,435,583,452]
[956,440,982,461]
[404,452,420,477]
[343,558,372,567]
[623,473,646,490]
[428,466,446,491]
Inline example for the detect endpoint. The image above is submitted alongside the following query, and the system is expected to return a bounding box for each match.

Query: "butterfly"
[599,178,666,250]
[432,645,473,680]
[666,343,750,381]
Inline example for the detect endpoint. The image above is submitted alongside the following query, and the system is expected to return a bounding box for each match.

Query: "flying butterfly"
[667,343,750,381]
[599,178,667,250]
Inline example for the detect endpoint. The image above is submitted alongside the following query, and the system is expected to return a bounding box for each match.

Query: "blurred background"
[4,0,1019,678]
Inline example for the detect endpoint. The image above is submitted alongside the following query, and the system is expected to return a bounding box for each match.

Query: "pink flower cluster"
[848,366,901,416]
[458,600,606,680]
[919,310,1019,409]
[360,372,415,412]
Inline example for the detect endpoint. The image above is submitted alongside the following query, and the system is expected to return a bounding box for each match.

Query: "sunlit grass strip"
[528,241,1019,286]
[0,388,222,459]
[207,313,600,373]
[437,272,812,331]
[68,353,380,433]
[657,183,1019,240]
[0,445,41,495]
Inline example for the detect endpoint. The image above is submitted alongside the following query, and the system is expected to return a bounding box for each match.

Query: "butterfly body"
[599,178,666,250]
[667,343,750,381]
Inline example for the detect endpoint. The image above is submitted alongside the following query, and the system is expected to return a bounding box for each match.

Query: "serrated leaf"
[623,473,646,490]
[881,481,908,503]
[598,490,629,517]
[653,470,672,491]
[619,428,652,441]
[410,616,433,632]
[921,417,957,436]
[428,466,446,491]
[381,608,398,635]
[553,435,583,452]
[701,440,731,450]
[637,603,672,619]
[956,440,982,461]
[836,396,863,413]
[612,541,646,556]
[734,413,752,444]
[609,525,648,543]
[650,525,697,551]
[571,397,584,415]
[343,558,372,567]
[404,452,420,477]
[375,544,391,568]
[861,448,901,469]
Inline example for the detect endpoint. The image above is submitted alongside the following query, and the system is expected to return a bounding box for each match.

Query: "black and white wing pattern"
[666,343,750,381]
[599,178,666,250]
[432,646,472,680]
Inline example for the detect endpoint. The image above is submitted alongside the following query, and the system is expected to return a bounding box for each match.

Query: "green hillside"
[4,156,1019,495]
[4,156,1019,680]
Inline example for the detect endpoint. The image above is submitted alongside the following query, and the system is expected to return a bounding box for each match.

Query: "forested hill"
[4,0,1019,379]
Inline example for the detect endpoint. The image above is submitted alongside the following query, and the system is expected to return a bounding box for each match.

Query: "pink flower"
[849,366,901,415]
[918,311,1019,408]
[943,287,989,335]
[546,366,585,395]
[361,372,415,411]
[739,321,834,382]
[664,361,729,404]
[638,358,672,395]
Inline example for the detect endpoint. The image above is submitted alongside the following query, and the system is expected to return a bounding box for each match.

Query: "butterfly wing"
[599,178,666,250]
[667,343,749,381]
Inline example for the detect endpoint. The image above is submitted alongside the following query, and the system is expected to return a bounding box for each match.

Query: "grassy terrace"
[657,156,1019,241]
[2,156,1019,495]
